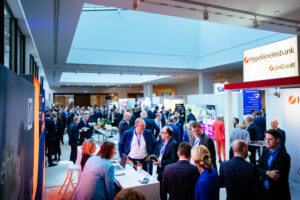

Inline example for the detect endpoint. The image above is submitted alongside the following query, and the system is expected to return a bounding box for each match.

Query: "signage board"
[243,37,299,82]
[243,90,261,115]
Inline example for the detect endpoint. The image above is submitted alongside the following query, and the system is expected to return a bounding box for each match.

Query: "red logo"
[289,96,297,104]
[244,57,249,63]
[269,65,274,71]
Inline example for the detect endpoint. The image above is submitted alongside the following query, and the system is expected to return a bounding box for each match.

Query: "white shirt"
[128,132,147,159]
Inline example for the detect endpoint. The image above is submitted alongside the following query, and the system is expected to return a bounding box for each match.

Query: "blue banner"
[243,90,262,115]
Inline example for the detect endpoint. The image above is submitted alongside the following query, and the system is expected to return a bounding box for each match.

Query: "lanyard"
[135,132,141,147]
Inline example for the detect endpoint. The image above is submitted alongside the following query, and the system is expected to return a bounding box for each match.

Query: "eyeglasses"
[265,138,275,142]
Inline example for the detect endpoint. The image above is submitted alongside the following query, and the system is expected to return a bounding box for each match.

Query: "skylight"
[60,73,169,84]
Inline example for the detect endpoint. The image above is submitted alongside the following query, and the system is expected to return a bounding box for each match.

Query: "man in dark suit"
[271,120,286,150]
[116,109,124,126]
[191,121,217,170]
[168,117,181,144]
[174,115,184,143]
[186,108,196,123]
[153,126,178,200]
[161,108,168,128]
[246,114,259,165]
[152,106,159,120]
[145,106,154,119]
[78,112,94,145]
[45,112,57,167]
[118,112,131,139]
[141,111,160,137]
[141,111,160,175]
[162,142,199,200]
[258,129,291,200]
[118,118,158,172]
[69,116,80,164]
[254,111,266,140]
[220,140,261,200]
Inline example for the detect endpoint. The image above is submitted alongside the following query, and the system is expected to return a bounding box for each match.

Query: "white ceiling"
[12,0,300,92]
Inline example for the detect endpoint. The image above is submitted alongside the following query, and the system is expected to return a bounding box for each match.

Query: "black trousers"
[249,146,257,165]
[70,145,77,164]
[46,138,54,165]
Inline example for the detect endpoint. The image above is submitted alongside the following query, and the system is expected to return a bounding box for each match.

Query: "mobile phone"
[150,155,158,162]
[141,177,149,184]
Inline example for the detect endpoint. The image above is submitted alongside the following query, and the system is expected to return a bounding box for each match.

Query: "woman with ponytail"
[191,145,220,200]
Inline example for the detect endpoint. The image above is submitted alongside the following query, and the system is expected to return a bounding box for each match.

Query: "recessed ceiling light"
[274,10,280,14]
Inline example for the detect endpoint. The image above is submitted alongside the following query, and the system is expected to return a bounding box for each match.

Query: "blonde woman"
[183,120,196,145]
[191,145,220,200]
[80,139,96,169]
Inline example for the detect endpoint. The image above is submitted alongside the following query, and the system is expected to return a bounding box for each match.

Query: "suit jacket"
[197,133,217,170]
[45,118,55,141]
[78,119,94,139]
[254,116,266,140]
[143,117,160,138]
[278,128,286,149]
[187,113,196,123]
[213,120,225,140]
[161,112,168,127]
[258,147,291,200]
[118,119,130,139]
[163,160,199,200]
[168,124,181,144]
[118,129,158,157]
[68,122,79,146]
[156,138,178,181]
[176,122,184,143]
[147,110,154,119]
[247,123,258,141]
[220,156,261,200]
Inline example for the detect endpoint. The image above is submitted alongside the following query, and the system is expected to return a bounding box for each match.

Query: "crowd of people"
[42,105,291,200]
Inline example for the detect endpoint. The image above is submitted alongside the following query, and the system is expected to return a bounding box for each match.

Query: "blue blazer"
[118,129,158,157]
[168,124,181,144]
[254,116,266,140]
[176,122,184,143]
[220,156,260,200]
[247,123,258,141]
[143,117,160,137]
[187,113,196,123]
[156,138,178,181]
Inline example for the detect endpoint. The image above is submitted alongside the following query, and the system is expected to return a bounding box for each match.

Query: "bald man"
[220,140,260,200]
[271,120,286,150]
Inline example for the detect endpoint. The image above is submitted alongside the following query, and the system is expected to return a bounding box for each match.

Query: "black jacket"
[197,133,217,170]
[118,119,131,139]
[258,147,291,200]
[220,156,261,200]
[68,122,79,146]
[156,138,178,181]
[163,160,199,200]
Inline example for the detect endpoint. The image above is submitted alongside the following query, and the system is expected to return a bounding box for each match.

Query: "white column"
[198,72,214,94]
[143,84,153,99]
[224,90,233,161]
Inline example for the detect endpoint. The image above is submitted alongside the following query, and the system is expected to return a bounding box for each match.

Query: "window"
[4,5,12,69]
[17,29,25,74]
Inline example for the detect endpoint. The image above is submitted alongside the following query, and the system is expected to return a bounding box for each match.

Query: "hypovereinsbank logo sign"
[244,47,295,64]
[243,37,299,82]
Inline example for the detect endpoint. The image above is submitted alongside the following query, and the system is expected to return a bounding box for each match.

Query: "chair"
[58,161,82,197]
